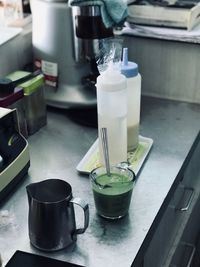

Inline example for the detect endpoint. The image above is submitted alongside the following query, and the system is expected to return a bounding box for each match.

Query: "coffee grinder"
[31,0,113,110]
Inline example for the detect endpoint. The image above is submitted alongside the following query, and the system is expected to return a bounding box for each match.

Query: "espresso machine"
[31,0,113,109]
[0,107,30,202]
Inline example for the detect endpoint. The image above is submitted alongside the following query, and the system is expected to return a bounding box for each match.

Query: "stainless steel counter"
[0,96,200,267]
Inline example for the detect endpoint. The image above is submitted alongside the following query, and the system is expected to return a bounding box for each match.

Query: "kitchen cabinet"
[132,131,200,267]
[0,26,32,77]
[169,195,200,266]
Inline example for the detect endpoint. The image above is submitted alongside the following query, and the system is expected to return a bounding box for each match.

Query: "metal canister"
[6,71,47,135]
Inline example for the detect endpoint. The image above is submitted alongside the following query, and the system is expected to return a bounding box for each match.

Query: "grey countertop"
[0,96,200,267]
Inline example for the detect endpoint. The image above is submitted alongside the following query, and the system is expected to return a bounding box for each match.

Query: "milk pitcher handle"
[70,197,89,235]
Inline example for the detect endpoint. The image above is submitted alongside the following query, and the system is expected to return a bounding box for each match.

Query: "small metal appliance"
[31,0,113,108]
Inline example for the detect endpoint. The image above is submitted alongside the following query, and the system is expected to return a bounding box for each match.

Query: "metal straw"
[101,127,111,176]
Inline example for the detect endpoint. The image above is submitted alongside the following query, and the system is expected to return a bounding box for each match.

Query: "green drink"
[90,166,135,219]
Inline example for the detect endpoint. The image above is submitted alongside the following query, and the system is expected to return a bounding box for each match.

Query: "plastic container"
[96,67,127,165]
[6,71,47,135]
[121,48,141,151]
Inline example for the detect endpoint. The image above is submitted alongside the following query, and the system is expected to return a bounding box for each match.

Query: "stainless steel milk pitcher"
[26,179,89,251]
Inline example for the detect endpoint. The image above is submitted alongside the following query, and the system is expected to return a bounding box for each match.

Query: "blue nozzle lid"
[121,48,138,78]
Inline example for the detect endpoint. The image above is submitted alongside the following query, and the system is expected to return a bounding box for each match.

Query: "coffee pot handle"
[70,197,89,235]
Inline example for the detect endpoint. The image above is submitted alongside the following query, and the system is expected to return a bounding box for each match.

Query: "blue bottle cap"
[120,48,138,78]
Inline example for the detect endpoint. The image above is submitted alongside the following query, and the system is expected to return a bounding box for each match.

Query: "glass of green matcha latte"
[90,165,135,220]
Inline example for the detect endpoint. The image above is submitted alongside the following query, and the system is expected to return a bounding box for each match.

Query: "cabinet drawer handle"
[180,243,196,267]
[175,187,194,211]
[170,243,196,267]
[186,244,196,267]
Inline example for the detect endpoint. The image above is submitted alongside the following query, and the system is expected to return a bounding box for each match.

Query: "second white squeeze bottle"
[120,48,141,151]
[96,66,127,166]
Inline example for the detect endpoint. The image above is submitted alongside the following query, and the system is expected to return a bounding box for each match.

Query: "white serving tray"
[76,135,153,175]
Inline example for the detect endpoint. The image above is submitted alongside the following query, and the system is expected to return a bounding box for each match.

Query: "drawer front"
[180,138,200,190]
[168,196,200,267]
[143,184,196,267]
[143,138,200,267]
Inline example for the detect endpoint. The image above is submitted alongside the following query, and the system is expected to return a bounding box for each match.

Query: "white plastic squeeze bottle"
[96,66,127,166]
[121,48,141,151]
